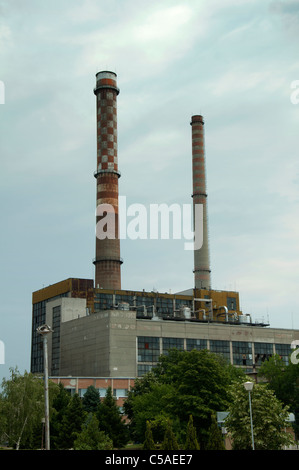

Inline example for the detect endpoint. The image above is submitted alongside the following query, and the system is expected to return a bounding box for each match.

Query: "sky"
[0,0,298,384]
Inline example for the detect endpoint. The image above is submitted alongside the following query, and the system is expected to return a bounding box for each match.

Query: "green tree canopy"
[50,382,71,449]
[184,415,200,450]
[59,393,86,449]
[225,381,294,450]
[125,349,243,448]
[161,419,179,450]
[74,413,113,450]
[82,385,101,413]
[143,421,156,450]
[0,367,58,449]
[258,354,299,436]
[96,387,129,448]
[206,413,225,450]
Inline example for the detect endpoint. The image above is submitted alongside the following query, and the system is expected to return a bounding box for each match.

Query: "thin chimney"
[191,115,211,290]
[93,71,122,289]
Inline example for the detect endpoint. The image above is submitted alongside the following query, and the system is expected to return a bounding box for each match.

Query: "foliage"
[128,382,176,443]
[96,387,129,448]
[161,419,179,450]
[50,382,71,449]
[0,367,59,449]
[258,354,299,436]
[206,413,225,450]
[126,349,243,448]
[124,371,159,422]
[184,415,200,450]
[82,385,101,413]
[143,421,156,450]
[59,393,87,449]
[225,381,294,450]
[74,413,113,450]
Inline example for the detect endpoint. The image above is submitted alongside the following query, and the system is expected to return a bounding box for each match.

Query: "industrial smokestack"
[191,115,211,290]
[93,71,122,289]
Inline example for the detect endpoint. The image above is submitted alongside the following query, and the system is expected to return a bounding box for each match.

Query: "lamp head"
[244,381,254,392]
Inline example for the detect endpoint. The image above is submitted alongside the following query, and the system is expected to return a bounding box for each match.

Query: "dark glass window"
[210,340,230,362]
[254,342,273,365]
[227,297,237,310]
[186,339,207,351]
[275,343,292,365]
[232,341,253,366]
[162,337,184,355]
[137,336,160,362]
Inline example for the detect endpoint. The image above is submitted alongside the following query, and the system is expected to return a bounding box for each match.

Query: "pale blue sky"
[0,0,299,383]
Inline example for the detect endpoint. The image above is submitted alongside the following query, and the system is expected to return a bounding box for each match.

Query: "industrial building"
[31,71,299,399]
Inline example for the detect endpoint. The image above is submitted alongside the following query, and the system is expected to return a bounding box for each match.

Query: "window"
[162,337,184,355]
[113,389,128,398]
[138,336,160,362]
[94,293,113,310]
[232,341,253,366]
[227,297,237,311]
[137,364,154,376]
[210,340,230,362]
[186,339,207,351]
[254,342,273,365]
[275,343,292,365]
[51,305,61,375]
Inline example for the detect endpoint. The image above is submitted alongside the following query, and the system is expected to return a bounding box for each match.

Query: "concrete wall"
[59,309,137,377]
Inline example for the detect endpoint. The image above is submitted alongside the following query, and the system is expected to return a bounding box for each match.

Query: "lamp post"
[37,324,53,450]
[244,381,255,450]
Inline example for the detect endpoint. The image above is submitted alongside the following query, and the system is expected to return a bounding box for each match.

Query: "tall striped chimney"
[93,71,122,289]
[191,115,211,290]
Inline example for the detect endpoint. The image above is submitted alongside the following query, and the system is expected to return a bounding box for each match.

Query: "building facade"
[31,278,299,384]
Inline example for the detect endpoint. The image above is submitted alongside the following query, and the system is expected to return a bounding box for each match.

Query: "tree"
[128,382,175,443]
[152,349,236,447]
[124,349,244,448]
[50,383,71,449]
[97,387,129,448]
[185,415,200,450]
[0,367,58,449]
[74,413,113,450]
[143,421,156,450]
[225,382,294,450]
[206,413,225,450]
[258,354,299,437]
[60,393,86,449]
[82,385,101,413]
[161,419,179,450]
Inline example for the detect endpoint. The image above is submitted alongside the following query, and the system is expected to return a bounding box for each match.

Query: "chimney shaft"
[93,71,122,289]
[191,115,211,290]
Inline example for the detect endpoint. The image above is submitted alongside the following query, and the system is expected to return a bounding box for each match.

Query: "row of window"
[137,336,292,376]
[69,387,128,399]
[31,294,68,374]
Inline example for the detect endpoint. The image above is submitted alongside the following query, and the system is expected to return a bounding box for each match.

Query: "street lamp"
[37,324,53,450]
[244,381,255,450]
